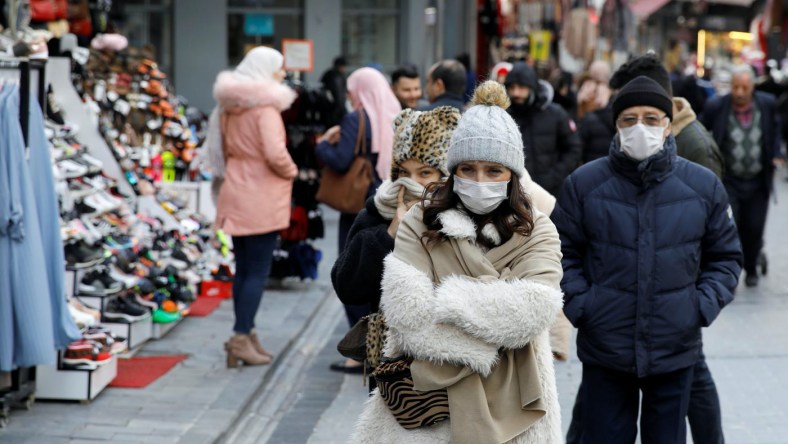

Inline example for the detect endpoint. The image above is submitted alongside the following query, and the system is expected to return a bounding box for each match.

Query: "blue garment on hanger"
[27,94,81,348]
[0,84,56,371]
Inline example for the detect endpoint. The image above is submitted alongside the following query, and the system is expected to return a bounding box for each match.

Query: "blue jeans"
[231,233,278,334]
[567,355,724,444]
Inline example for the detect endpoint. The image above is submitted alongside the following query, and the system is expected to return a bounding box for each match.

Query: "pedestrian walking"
[331,105,461,378]
[552,75,742,444]
[566,54,729,444]
[505,62,583,197]
[320,56,349,125]
[316,67,401,373]
[211,46,298,367]
[701,64,784,287]
[351,81,564,443]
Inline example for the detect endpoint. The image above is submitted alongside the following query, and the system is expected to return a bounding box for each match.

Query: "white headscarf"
[232,46,283,82]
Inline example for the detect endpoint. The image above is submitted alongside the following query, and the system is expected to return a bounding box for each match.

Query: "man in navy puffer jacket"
[552,76,742,443]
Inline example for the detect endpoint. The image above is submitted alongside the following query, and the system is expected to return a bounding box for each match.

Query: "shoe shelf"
[151,315,183,340]
[103,315,153,353]
[36,353,117,402]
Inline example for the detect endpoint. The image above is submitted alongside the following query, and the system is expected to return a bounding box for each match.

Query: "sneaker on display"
[64,240,105,269]
[102,296,149,323]
[78,269,124,295]
[57,159,90,179]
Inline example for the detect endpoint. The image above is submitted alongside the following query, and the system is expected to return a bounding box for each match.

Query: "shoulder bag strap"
[354,110,367,157]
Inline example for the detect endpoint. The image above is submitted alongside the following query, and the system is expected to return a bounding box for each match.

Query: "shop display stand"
[66,266,153,351]
[151,316,183,340]
[0,369,36,428]
[35,352,117,402]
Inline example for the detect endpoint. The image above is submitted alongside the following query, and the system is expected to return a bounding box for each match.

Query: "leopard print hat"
[390,106,461,180]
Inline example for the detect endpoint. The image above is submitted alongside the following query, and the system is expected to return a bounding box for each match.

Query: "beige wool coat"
[213,72,298,236]
[351,199,564,444]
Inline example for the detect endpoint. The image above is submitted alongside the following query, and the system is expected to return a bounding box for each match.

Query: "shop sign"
[244,14,274,36]
[530,31,552,62]
[282,39,314,72]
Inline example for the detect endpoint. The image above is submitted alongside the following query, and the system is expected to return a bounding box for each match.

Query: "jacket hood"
[213,71,297,112]
[671,97,696,136]
[505,62,538,90]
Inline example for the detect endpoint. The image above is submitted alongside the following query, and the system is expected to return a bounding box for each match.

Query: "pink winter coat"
[213,72,298,236]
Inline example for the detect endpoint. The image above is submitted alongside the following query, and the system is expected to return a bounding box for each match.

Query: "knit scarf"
[373,178,426,221]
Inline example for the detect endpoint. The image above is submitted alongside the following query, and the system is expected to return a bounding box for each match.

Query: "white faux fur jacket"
[351,205,564,444]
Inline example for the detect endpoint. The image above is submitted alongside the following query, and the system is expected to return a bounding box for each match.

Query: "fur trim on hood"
[213,71,296,112]
[671,97,696,136]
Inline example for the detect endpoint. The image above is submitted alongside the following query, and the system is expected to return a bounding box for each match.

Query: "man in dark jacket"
[567,55,730,444]
[505,62,582,196]
[701,64,783,287]
[552,76,742,443]
[320,56,348,125]
[418,59,467,112]
[578,101,615,163]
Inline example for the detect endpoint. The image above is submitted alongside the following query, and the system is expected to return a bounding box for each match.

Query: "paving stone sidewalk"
[0,213,342,444]
[287,179,788,444]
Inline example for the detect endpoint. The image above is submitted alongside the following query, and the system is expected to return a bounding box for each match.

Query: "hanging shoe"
[225,334,271,368]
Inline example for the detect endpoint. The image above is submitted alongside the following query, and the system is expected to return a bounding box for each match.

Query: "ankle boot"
[225,334,271,368]
[249,330,273,359]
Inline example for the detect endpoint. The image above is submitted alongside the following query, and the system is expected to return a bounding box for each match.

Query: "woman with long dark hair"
[351,81,563,443]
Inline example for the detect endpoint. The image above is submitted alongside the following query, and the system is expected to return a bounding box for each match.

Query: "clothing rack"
[0,57,48,428]
[0,58,48,146]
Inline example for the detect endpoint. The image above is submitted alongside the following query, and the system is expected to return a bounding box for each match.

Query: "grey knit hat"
[447,81,525,177]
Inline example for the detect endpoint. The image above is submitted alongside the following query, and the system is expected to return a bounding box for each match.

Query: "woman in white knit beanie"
[351,81,563,444]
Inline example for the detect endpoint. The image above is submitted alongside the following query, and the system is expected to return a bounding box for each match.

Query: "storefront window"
[342,0,399,69]
[227,1,304,67]
[119,0,173,73]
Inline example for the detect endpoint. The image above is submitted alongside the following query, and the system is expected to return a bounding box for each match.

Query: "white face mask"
[453,175,509,215]
[618,124,666,161]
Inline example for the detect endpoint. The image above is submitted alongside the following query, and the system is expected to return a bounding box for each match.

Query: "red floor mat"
[109,354,188,388]
[188,297,223,317]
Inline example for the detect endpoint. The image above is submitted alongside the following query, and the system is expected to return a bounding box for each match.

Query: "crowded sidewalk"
[0,176,785,443]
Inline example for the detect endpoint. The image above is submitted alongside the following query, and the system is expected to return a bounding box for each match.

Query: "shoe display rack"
[35,352,117,402]
[66,266,153,352]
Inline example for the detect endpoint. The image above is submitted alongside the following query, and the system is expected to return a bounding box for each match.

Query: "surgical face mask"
[618,123,666,161]
[453,175,509,215]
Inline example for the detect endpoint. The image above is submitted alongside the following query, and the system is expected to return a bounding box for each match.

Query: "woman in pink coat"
[212,47,297,367]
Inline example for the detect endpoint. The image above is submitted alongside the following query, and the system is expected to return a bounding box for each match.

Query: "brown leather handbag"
[315,111,372,214]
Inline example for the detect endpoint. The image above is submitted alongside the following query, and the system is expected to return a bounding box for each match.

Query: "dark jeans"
[725,176,769,275]
[579,364,694,444]
[567,355,724,444]
[339,212,369,328]
[231,232,278,334]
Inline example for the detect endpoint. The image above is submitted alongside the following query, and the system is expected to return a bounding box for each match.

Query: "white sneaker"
[57,159,89,179]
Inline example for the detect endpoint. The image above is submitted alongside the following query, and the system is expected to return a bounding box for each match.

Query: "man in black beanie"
[552,75,742,444]
[569,56,730,444]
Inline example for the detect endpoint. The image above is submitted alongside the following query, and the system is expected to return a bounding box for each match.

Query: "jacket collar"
[608,135,677,187]
[671,97,695,136]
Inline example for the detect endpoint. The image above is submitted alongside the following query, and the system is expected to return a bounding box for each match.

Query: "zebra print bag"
[373,357,450,429]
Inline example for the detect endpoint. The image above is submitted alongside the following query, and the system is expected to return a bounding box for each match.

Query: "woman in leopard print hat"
[329,106,460,377]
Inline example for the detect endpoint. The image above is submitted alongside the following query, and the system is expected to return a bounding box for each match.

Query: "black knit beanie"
[612,76,673,123]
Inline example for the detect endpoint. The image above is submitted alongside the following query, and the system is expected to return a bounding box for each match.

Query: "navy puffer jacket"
[552,136,742,377]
